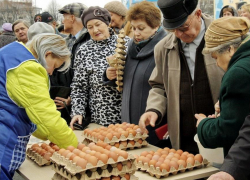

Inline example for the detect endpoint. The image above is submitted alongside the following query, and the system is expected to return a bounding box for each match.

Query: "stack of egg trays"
[82,131,148,150]
[52,172,139,180]
[136,158,209,179]
[26,148,51,166]
[50,152,137,180]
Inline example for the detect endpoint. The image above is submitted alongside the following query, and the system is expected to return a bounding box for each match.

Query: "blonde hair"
[26,33,71,72]
[241,4,250,13]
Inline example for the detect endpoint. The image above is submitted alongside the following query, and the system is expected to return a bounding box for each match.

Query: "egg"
[137,139,143,144]
[121,131,129,137]
[116,162,123,171]
[176,149,183,155]
[155,161,162,168]
[67,146,75,152]
[52,145,60,151]
[114,142,120,148]
[113,132,121,139]
[108,152,118,162]
[111,176,120,180]
[73,156,81,163]
[140,151,148,157]
[152,155,160,161]
[182,151,189,156]
[148,159,157,166]
[126,160,132,168]
[88,142,96,148]
[76,158,87,169]
[128,130,136,136]
[186,157,195,166]
[82,147,90,152]
[142,157,150,164]
[41,143,47,149]
[169,149,176,153]
[117,150,128,159]
[180,154,187,161]
[105,145,112,150]
[31,144,39,150]
[72,149,81,156]
[62,150,71,157]
[128,140,135,146]
[163,159,170,165]
[58,148,65,155]
[106,133,113,140]
[161,150,169,155]
[187,153,194,158]
[169,160,179,170]
[98,134,105,141]
[66,152,74,159]
[43,152,52,161]
[177,159,187,168]
[164,147,170,151]
[124,173,130,180]
[160,163,170,172]
[77,143,85,150]
[87,155,98,166]
[79,152,86,159]
[171,157,179,162]
[194,154,203,163]
[120,141,127,148]
[99,154,109,164]
[101,177,111,180]
[108,124,115,128]
[146,154,153,159]
[138,156,144,163]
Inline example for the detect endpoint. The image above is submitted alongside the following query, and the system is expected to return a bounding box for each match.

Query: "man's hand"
[106,67,117,80]
[70,115,83,130]
[207,172,235,180]
[195,113,207,127]
[139,112,158,133]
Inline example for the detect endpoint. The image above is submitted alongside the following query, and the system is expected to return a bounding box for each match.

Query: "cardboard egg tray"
[82,132,148,150]
[50,152,137,180]
[52,172,139,180]
[136,159,209,179]
[26,148,51,166]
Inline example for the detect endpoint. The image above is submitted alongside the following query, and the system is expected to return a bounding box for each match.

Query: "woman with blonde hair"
[241,4,250,20]
[0,34,77,179]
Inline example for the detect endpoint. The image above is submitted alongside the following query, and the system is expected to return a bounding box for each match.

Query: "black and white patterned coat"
[70,31,130,126]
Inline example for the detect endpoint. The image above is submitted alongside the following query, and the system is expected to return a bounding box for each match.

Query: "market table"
[17,123,219,180]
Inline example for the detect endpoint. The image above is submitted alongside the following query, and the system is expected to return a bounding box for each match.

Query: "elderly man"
[139,0,224,154]
[34,12,66,37]
[12,19,30,44]
[48,3,90,124]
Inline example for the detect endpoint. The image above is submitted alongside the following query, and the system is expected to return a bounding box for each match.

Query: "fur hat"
[59,3,88,18]
[2,23,12,32]
[104,1,127,17]
[27,22,55,41]
[203,17,250,54]
[81,6,111,27]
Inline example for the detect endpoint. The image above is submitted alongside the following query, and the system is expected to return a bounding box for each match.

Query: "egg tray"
[136,159,209,179]
[52,172,139,180]
[26,148,51,166]
[82,138,148,150]
[51,152,136,175]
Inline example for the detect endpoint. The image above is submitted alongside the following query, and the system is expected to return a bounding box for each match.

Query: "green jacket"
[197,38,250,156]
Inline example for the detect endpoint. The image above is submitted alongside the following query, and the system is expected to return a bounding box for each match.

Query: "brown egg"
[173,153,180,159]
[121,131,129,137]
[31,144,39,150]
[43,152,52,161]
[101,177,111,180]
[41,143,47,149]
[73,156,81,163]
[152,154,160,161]
[108,152,118,162]
[169,149,176,153]
[128,140,135,146]
[105,145,112,150]
[88,142,96,148]
[137,139,143,144]
[164,159,170,165]
[194,154,203,163]
[79,152,86,159]
[58,148,65,155]
[62,150,71,157]
[186,157,195,166]
[106,133,113,140]
[153,152,161,156]
[124,173,130,180]
[187,153,194,158]
[88,155,98,166]
[67,146,75,152]
[176,149,183,155]
[140,151,148,157]
[120,141,127,148]
[161,150,169,155]
[66,152,74,159]
[169,160,179,170]
[117,162,123,171]
[72,149,81,155]
[98,134,105,141]
[99,154,109,164]
[142,157,150,164]
[113,132,121,139]
[117,150,128,159]
[47,148,55,154]
[133,125,140,130]
[82,147,90,152]
[133,154,139,160]
[52,145,60,151]
[108,124,115,128]
[160,163,170,172]
[77,144,85,150]
[158,157,165,162]
[128,130,136,136]
[76,158,87,169]
[114,142,120,148]
[69,154,77,161]
[127,160,132,168]
[177,159,187,168]
[146,154,153,159]
[180,154,187,161]
[161,154,167,159]
[155,161,162,168]
[111,176,121,180]
[182,151,189,156]
[148,159,157,166]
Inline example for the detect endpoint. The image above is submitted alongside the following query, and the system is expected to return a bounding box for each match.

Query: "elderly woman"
[12,19,30,44]
[70,6,130,127]
[0,34,77,179]
[105,1,167,146]
[195,17,250,156]
[241,4,250,20]
[0,23,16,48]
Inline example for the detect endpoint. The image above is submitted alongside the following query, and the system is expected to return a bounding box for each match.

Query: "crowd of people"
[1,0,250,179]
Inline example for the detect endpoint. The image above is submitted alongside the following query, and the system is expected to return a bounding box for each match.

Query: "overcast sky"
[35,0,117,11]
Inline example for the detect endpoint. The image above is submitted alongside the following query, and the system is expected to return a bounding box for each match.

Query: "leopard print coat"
[71,31,130,126]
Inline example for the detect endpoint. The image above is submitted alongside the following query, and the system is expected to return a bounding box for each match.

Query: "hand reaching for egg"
[195,113,207,127]
[139,111,158,133]
[70,115,83,130]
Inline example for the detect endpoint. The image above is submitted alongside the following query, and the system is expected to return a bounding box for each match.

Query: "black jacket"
[121,27,167,145]
[220,115,250,180]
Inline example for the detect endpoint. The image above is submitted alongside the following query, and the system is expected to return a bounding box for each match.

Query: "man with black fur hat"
[139,0,224,154]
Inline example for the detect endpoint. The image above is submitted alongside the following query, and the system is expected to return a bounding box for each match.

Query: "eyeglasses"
[167,15,195,33]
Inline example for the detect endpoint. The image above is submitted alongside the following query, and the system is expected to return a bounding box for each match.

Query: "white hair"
[26,33,71,72]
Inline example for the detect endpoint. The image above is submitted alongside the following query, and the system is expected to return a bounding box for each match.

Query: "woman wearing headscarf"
[104,1,132,37]
[104,1,167,146]
[195,17,250,156]
[219,5,238,17]
[0,34,78,179]
[0,23,16,48]
[70,6,130,127]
